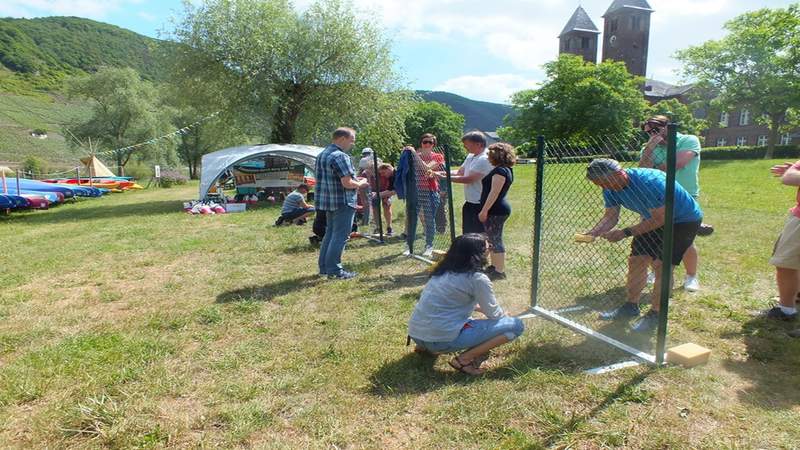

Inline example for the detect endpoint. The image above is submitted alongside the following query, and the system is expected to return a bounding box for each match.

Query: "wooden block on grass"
[431,250,446,262]
[666,343,711,368]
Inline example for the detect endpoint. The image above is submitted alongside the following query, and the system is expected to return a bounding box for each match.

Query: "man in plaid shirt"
[315,127,368,279]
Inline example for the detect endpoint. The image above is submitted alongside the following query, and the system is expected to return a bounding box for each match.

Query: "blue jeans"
[412,316,524,353]
[318,206,356,275]
[417,190,440,247]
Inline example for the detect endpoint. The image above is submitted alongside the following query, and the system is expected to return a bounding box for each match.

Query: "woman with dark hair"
[478,143,517,280]
[407,233,525,375]
[415,133,444,257]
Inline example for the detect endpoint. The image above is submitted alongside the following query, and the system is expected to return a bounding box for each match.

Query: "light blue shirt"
[408,272,504,342]
[603,168,703,224]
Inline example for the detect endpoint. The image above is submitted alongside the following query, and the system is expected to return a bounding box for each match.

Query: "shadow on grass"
[216,274,324,303]
[1,199,183,224]
[720,316,800,409]
[357,270,430,290]
[368,334,645,397]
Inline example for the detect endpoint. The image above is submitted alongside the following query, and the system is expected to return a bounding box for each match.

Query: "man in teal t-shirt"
[639,115,704,293]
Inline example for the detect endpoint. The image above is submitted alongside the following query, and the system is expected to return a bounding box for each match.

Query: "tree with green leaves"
[404,100,466,162]
[676,4,800,158]
[170,0,401,146]
[499,54,647,151]
[645,99,708,138]
[65,67,163,175]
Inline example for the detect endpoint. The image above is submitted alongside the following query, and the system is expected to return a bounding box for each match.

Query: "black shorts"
[630,220,702,266]
[462,202,485,234]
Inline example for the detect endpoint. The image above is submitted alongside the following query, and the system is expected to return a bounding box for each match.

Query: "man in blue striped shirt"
[315,127,368,279]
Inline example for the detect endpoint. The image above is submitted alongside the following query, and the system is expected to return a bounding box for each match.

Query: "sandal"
[449,355,485,376]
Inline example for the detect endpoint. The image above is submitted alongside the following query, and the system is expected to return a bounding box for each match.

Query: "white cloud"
[649,0,730,23]
[137,11,156,22]
[434,74,541,104]
[0,0,140,20]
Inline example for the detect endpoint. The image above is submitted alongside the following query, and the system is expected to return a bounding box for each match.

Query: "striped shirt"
[314,144,357,211]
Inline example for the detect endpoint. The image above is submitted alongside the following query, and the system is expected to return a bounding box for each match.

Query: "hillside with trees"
[0,16,165,83]
[417,90,513,132]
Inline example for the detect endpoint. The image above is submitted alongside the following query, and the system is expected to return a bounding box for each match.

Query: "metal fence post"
[530,136,546,308]
[655,123,678,365]
[443,144,457,243]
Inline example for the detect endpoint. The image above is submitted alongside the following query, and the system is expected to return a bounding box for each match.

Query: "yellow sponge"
[431,250,447,262]
[574,233,595,243]
[666,343,711,368]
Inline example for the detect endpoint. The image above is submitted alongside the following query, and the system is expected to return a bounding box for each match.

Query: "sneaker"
[759,306,798,321]
[697,223,714,237]
[328,270,357,280]
[422,246,434,258]
[683,275,700,292]
[274,217,285,226]
[646,271,656,285]
[402,247,412,256]
[599,302,640,321]
[486,268,507,281]
[631,310,659,333]
[386,227,394,237]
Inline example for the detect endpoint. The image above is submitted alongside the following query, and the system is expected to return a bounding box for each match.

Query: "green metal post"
[530,136,545,308]
[443,144,457,243]
[656,123,678,365]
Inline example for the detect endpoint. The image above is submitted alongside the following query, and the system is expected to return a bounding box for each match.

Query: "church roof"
[603,0,654,17]
[559,6,600,37]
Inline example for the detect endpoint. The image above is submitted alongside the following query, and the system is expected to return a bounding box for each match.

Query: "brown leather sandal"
[449,355,485,376]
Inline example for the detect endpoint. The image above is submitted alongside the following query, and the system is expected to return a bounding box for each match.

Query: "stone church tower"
[558,6,601,64]
[600,0,653,77]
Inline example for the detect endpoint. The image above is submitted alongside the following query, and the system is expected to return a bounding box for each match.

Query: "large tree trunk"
[766,115,781,159]
[270,83,304,144]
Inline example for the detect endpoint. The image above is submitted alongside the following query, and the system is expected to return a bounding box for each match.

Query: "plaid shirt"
[314,144,357,211]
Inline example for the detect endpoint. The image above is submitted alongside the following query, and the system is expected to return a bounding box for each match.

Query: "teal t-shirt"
[642,133,701,197]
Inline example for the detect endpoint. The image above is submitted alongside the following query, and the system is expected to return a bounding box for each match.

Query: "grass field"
[1,160,799,448]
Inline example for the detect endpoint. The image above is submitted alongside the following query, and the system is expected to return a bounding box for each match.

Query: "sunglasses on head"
[421,140,435,145]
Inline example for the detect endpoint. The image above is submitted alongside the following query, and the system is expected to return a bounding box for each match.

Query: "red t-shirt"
[791,161,800,218]
[417,151,444,191]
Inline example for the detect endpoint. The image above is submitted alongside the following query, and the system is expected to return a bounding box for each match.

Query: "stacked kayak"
[0,194,29,209]
[43,178,143,191]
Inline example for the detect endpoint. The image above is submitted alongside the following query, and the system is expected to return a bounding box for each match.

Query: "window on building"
[719,112,729,127]
[716,137,727,147]
[581,37,590,49]
[782,134,792,145]
[630,16,641,31]
[610,19,618,32]
[757,135,768,146]
[739,109,750,126]
[736,136,747,146]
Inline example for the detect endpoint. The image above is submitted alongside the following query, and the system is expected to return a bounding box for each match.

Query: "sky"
[0,0,795,104]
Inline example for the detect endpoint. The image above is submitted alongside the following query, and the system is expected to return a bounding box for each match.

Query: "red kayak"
[19,194,50,209]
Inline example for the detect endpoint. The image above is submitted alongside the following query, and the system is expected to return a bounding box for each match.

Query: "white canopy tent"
[199,144,323,200]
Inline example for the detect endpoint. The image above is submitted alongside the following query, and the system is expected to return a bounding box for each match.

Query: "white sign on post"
[154,165,161,178]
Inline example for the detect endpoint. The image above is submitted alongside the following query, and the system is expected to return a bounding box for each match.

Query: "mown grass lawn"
[1,160,798,448]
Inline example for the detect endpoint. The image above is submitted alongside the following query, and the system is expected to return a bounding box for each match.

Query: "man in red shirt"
[767,161,800,333]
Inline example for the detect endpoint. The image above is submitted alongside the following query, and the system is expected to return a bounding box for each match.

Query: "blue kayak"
[3,188,61,203]
[0,194,30,209]
[8,178,75,198]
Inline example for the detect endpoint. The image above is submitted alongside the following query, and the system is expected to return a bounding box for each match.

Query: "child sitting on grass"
[275,184,315,226]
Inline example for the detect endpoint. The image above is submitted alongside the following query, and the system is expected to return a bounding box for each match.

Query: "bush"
[159,169,189,188]
[123,160,152,181]
[22,155,48,175]
[701,145,800,160]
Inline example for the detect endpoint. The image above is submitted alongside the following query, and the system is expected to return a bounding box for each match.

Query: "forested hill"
[0,16,163,80]
[417,90,514,132]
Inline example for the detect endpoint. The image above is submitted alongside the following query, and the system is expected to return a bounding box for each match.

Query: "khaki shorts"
[771,214,800,270]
